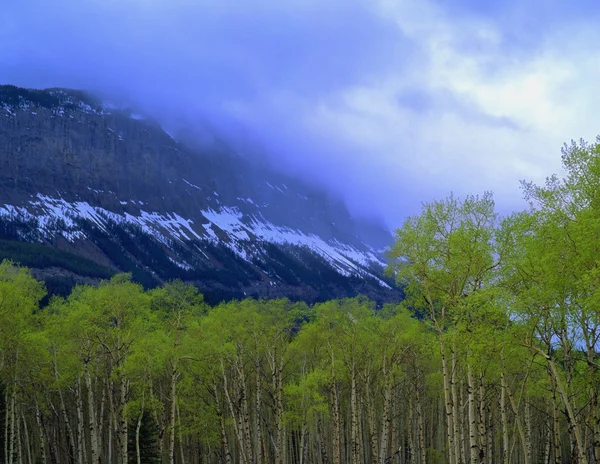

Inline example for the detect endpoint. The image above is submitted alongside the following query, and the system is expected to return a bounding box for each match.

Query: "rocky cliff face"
[0,85,401,304]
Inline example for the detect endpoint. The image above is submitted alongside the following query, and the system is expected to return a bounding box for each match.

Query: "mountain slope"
[0,85,401,304]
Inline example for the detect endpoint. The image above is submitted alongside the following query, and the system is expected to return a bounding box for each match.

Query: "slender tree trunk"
[330,348,342,464]
[255,363,264,464]
[440,344,456,464]
[84,363,99,464]
[53,357,76,464]
[120,379,129,464]
[467,364,479,464]
[21,411,32,464]
[9,379,16,464]
[107,381,113,464]
[222,361,247,464]
[214,382,232,464]
[593,389,600,464]
[35,399,47,464]
[409,394,416,464]
[273,354,285,464]
[358,390,365,464]
[135,388,145,464]
[135,409,143,464]
[299,428,309,464]
[540,350,587,464]
[552,387,561,464]
[318,418,329,464]
[58,387,76,463]
[219,414,233,464]
[380,377,392,464]
[543,420,551,464]
[16,403,21,464]
[332,390,341,464]
[366,381,379,464]
[478,377,486,464]
[459,383,467,464]
[5,388,9,464]
[150,383,164,461]
[524,400,532,464]
[485,401,492,464]
[391,386,400,464]
[177,403,186,464]
[500,369,510,464]
[239,362,254,464]
[416,386,426,464]
[350,360,360,464]
[506,381,528,464]
[452,349,462,464]
[75,377,86,464]
[169,369,178,464]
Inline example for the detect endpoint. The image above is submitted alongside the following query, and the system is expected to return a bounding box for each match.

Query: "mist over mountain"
[0,85,401,304]
[7,0,596,226]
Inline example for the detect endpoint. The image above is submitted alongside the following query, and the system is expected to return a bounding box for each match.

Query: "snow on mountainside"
[0,195,387,282]
[0,85,401,303]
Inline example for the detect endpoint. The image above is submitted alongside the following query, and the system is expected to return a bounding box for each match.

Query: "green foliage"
[388,192,499,326]
[284,368,329,428]
[7,134,600,464]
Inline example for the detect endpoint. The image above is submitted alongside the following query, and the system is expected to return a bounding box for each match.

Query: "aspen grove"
[2,139,600,463]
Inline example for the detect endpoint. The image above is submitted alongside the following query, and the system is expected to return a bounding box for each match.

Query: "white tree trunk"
[120,379,129,464]
[500,369,509,464]
[467,364,479,464]
[169,370,178,464]
[440,343,456,464]
[75,377,86,464]
[34,399,47,464]
[85,363,99,464]
[21,411,32,464]
[379,376,392,464]
[9,379,16,464]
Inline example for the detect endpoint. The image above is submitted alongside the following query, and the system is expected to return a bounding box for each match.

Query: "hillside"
[0,85,401,303]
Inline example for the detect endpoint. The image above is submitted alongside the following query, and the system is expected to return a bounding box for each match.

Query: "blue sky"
[2,0,600,227]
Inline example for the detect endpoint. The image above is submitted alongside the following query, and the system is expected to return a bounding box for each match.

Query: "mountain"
[0,85,401,304]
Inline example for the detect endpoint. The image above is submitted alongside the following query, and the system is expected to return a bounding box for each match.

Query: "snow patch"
[0,195,389,287]
[201,206,387,283]
[182,179,202,190]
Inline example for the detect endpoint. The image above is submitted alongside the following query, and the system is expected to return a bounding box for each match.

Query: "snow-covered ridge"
[202,206,385,275]
[0,195,389,287]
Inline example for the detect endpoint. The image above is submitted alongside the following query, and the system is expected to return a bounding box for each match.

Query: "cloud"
[2,0,600,228]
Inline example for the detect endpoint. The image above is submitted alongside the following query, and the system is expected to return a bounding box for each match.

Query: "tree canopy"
[3,137,600,464]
